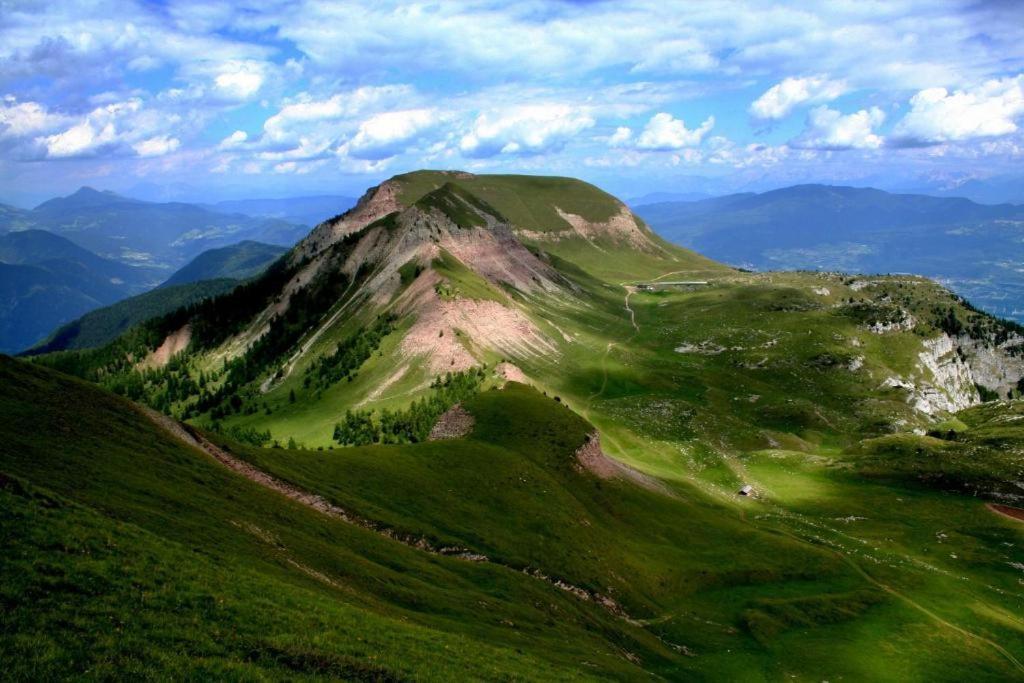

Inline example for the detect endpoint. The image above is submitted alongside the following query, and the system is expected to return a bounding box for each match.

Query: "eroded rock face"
[295,180,403,260]
[917,334,980,412]
[884,332,1024,417]
[957,333,1024,399]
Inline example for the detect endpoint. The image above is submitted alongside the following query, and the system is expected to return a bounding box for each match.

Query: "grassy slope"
[392,170,725,281]
[0,356,678,680]
[215,384,1024,680]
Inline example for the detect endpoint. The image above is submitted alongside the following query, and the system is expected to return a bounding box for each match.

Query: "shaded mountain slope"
[160,240,286,287]
[0,230,161,352]
[27,241,285,354]
[28,279,241,354]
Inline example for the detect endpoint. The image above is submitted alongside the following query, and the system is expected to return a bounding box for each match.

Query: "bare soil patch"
[574,431,674,497]
[399,288,554,373]
[427,404,475,440]
[989,503,1024,523]
[141,325,191,369]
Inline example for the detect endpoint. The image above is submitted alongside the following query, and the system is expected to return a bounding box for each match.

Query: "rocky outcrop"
[295,179,403,260]
[428,404,475,440]
[867,310,916,334]
[957,333,1024,399]
[882,332,1024,417]
[917,334,980,411]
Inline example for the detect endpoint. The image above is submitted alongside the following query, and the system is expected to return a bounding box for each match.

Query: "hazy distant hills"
[160,240,286,288]
[0,187,307,271]
[0,230,162,353]
[637,184,1024,321]
[204,195,355,229]
[28,240,286,354]
[923,173,1024,205]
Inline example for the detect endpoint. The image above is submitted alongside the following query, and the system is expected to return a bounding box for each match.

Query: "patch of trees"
[205,422,273,447]
[305,314,396,391]
[333,368,484,446]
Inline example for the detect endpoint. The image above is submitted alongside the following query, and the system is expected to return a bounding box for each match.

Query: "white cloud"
[890,75,1024,146]
[39,100,142,157]
[749,75,846,120]
[343,109,439,160]
[630,38,717,74]
[213,61,266,100]
[218,130,248,149]
[36,99,184,159]
[133,135,180,157]
[793,106,885,150]
[0,97,68,139]
[459,105,594,158]
[635,112,714,150]
[261,86,414,145]
[608,126,633,147]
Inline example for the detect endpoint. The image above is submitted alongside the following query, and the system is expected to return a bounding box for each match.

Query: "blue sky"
[1,1,1022,205]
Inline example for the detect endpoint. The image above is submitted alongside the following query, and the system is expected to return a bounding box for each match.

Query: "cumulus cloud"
[343,109,440,160]
[218,130,248,149]
[36,99,184,159]
[0,97,68,139]
[261,86,414,145]
[793,106,885,150]
[459,105,594,158]
[890,75,1024,146]
[635,113,714,151]
[39,100,141,158]
[608,126,633,147]
[212,61,266,100]
[749,75,846,120]
[132,135,180,157]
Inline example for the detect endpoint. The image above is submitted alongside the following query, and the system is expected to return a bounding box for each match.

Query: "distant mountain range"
[0,187,308,271]
[636,184,1024,321]
[1,233,285,354]
[203,195,355,229]
[0,230,163,353]
[627,191,712,206]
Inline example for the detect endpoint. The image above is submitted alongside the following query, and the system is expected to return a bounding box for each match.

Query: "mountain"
[206,195,356,228]
[30,241,286,353]
[28,279,241,354]
[636,184,1024,321]
[16,170,1024,679]
[910,173,1024,205]
[0,202,33,232]
[0,230,161,353]
[2,187,307,271]
[627,190,713,206]
[160,241,287,287]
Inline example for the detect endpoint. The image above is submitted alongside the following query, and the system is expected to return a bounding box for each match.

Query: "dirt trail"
[772,522,1024,676]
[988,503,1024,523]
[623,288,639,332]
[140,406,644,624]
